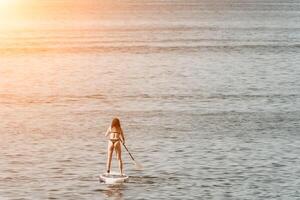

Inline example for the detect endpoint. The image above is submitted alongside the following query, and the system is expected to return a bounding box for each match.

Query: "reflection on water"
[101,184,125,200]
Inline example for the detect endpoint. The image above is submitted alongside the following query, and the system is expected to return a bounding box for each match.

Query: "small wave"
[121,93,299,102]
[127,175,160,184]
[0,94,106,105]
[1,43,299,55]
[206,93,299,100]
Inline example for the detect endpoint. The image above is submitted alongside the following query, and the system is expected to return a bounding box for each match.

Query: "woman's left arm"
[105,126,110,137]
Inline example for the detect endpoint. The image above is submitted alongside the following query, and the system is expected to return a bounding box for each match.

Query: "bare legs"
[106,142,114,173]
[106,141,123,175]
[116,142,123,175]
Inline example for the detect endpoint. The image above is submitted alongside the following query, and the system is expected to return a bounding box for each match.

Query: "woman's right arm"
[120,128,125,144]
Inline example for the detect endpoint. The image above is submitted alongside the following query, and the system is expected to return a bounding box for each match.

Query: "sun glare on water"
[0,0,23,29]
[0,0,16,6]
[0,0,9,4]
[0,0,15,14]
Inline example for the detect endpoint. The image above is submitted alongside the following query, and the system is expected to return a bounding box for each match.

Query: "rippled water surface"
[0,0,300,199]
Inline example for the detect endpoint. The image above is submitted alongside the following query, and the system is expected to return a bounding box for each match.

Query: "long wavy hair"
[111,118,121,130]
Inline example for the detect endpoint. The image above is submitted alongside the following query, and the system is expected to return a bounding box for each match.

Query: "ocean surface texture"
[0,0,300,199]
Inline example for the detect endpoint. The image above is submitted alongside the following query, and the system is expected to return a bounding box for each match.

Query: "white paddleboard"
[99,172,129,184]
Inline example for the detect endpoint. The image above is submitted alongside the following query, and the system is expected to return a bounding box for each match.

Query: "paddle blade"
[134,161,143,170]
[122,143,143,170]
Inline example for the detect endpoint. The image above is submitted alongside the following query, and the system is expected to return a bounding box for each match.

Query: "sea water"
[0,0,299,199]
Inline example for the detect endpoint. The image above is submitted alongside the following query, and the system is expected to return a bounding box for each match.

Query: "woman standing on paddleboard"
[105,118,125,175]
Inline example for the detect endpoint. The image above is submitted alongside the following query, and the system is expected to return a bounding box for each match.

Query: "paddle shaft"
[122,142,136,162]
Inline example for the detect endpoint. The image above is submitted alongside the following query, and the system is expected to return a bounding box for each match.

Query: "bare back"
[110,127,121,139]
[105,126,125,143]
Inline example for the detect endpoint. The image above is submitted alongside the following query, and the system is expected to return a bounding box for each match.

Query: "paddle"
[122,142,143,170]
